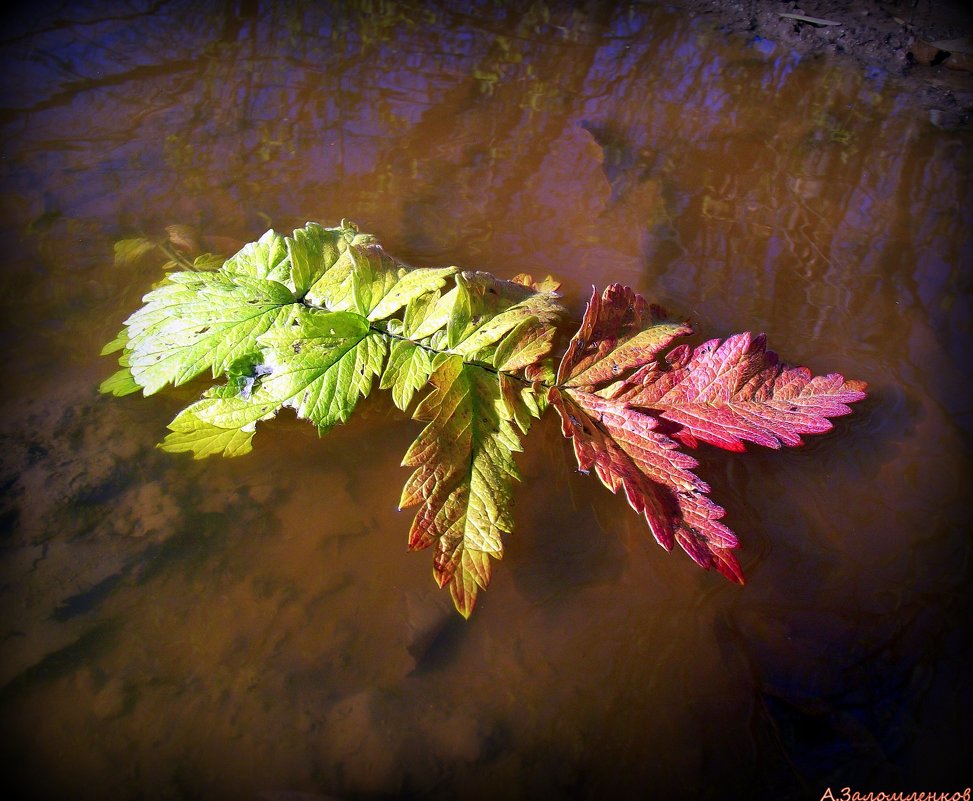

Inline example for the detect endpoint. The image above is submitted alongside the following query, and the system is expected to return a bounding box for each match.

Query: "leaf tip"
[713,551,746,584]
[449,579,477,619]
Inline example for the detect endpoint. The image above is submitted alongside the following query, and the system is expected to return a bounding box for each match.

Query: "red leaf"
[610,332,868,452]
[556,284,692,387]
[553,284,867,582]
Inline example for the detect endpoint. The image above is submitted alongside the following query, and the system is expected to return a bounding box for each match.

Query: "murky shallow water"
[1,2,971,799]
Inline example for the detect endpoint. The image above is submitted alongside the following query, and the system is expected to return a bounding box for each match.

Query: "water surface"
[1,2,971,800]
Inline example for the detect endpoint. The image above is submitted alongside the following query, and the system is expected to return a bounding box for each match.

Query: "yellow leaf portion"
[161,386,282,459]
[304,238,455,321]
[399,355,524,617]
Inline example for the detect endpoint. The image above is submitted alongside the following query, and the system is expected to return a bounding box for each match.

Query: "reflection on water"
[1,2,971,799]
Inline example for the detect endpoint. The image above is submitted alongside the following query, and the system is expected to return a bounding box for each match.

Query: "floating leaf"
[191,253,228,272]
[223,228,291,285]
[162,383,282,458]
[287,219,359,298]
[102,224,866,616]
[606,331,868,452]
[553,284,866,581]
[114,237,157,267]
[258,306,387,434]
[399,355,527,618]
[551,384,742,580]
[122,271,296,395]
[99,366,141,397]
[380,339,435,411]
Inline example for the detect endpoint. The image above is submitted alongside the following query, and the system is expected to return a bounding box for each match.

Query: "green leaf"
[493,316,557,373]
[380,339,434,411]
[191,253,226,272]
[407,272,563,362]
[402,288,442,337]
[399,355,526,617]
[114,237,158,267]
[368,265,459,322]
[448,272,562,358]
[99,367,141,396]
[101,328,129,356]
[101,222,566,615]
[258,306,386,433]
[305,237,456,320]
[122,271,295,395]
[223,228,290,284]
[286,220,357,298]
[407,286,458,340]
[161,384,282,459]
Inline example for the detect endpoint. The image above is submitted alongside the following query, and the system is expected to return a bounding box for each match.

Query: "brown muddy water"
[1,2,971,800]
